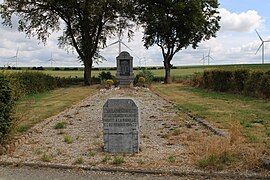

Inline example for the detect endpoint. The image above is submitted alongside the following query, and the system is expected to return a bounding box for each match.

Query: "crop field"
[3,63,270,78]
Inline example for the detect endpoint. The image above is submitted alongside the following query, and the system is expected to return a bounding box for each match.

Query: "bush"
[134,69,154,85]
[194,69,270,99]
[0,75,16,142]
[211,70,232,92]
[98,71,114,81]
[10,72,58,94]
[0,71,79,143]
[106,79,114,86]
[244,71,264,97]
[232,69,249,92]
[260,71,270,98]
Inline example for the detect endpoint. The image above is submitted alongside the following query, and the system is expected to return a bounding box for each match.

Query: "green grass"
[3,64,270,79]
[112,155,124,165]
[64,135,73,144]
[13,85,98,134]
[54,122,67,129]
[153,84,270,148]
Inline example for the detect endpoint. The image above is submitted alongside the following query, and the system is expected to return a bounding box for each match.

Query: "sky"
[0,0,270,68]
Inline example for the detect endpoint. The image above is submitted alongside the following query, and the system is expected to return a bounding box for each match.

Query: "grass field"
[152,83,270,170]
[3,63,270,78]
[43,68,204,78]
[14,85,98,134]
[153,84,270,147]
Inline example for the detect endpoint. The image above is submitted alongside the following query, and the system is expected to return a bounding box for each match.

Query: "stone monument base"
[116,75,134,86]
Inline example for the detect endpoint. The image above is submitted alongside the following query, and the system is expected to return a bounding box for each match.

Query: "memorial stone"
[116,51,134,85]
[103,98,140,153]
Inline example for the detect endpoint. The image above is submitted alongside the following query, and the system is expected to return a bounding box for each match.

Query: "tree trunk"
[164,59,172,84]
[83,59,93,86]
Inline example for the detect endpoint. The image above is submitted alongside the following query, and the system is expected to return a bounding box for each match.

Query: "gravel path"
[2,87,264,179]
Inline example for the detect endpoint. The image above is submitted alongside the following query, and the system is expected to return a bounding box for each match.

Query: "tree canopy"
[0,0,220,85]
[0,0,134,85]
[137,0,220,83]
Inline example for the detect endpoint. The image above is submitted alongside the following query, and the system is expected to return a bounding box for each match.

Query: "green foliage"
[112,154,124,165]
[64,135,73,144]
[137,0,220,83]
[196,69,270,99]
[211,70,232,92]
[168,155,176,163]
[54,122,66,129]
[0,0,135,85]
[134,69,154,85]
[98,71,114,81]
[198,153,233,170]
[41,153,52,162]
[74,157,84,165]
[10,72,61,94]
[244,71,264,97]
[0,74,16,143]
[138,77,145,84]
[106,79,114,86]
[259,71,270,98]
[232,69,249,92]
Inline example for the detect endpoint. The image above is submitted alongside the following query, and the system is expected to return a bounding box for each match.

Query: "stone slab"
[103,98,140,153]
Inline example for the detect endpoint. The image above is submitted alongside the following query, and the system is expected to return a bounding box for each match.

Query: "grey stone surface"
[103,98,140,153]
[116,51,134,85]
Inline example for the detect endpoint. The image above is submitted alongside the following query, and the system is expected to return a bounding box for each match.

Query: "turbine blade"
[16,47,19,56]
[121,42,132,51]
[255,29,263,42]
[106,41,119,47]
[255,42,263,55]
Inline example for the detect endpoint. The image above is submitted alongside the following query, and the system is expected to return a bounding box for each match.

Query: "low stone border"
[185,112,226,136]
[0,161,269,179]
[0,130,33,156]
[152,91,226,136]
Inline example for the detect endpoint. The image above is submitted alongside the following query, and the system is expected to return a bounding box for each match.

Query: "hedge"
[0,71,82,142]
[194,69,270,99]
[0,74,16,143]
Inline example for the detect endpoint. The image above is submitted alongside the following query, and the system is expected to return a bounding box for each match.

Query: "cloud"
[219,8,264,32]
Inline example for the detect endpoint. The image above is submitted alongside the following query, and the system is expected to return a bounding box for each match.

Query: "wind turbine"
[48,52,55,67]
[205,49,214,65]
[105,17,133,55]
[200,53,206,65]
[8,47,19,68]
[106,33,132,55]
[255,30,270,64]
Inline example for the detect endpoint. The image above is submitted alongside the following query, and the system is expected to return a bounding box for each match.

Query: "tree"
[137,0,221,83]
[0,0,134,85]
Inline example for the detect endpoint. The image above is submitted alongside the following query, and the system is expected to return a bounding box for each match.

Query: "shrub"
[195,69,270,99]
[211,69,233,92]
[232,69,249,92]
[259,71,270,98]
[244,71,264,97]
[0,75,16,143]
[134,69,154,85]
[98,71,114,81]
[106,79,114,86]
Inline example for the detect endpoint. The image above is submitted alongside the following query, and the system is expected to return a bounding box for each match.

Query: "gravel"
[0,87,268,179]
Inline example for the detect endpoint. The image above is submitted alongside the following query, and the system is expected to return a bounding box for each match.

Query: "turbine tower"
[200,53,206,65]
[8,47,19,67]
[48,52,55,67]
[205,49,214,65]
[255,30,270,64]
